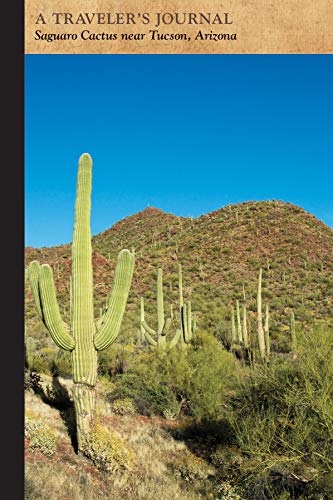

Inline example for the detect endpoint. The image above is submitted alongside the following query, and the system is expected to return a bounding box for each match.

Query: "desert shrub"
[227,324,333,496]
[186,331,237,421]
[211,445,244,473]
[111,398,137,415]
[172,452,214,482]
[110,370,179,417]
[214,482,243,500]
[84,423,135,473]
[110,332,236,421]
[25,417,57,457]
[98,344,132,377]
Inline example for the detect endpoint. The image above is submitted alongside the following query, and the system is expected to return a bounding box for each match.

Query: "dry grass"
[25,386,206,500]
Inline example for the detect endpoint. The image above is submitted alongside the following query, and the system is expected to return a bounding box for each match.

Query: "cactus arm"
[28,260,43,318]
[168,329,181,350]
[141,320,157,336]
[94,249,134,351]
[140,297,146,342]
[142,327,158,346]
[39,264,75,351]
[181,303,192,344]
[161,317,172,336]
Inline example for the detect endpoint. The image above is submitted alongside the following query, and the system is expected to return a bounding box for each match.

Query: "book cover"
[23,2,332,498]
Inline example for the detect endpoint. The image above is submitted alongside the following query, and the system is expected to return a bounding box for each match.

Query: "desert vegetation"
[25,154,333,499]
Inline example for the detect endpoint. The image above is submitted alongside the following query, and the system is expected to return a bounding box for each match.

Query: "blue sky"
[25,55,333,248]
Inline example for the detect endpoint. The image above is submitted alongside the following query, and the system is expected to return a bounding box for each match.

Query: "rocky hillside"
[25,201,333,348]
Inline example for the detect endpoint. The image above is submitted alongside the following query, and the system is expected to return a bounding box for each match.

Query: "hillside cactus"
[136,297,146,346]
[236,299,243,343]
[257,268,266,361]
[231,308,237,343]
[141,268,180,351]
[179,263,196,346]
[242,305,249,349]
[28,154,134,452]
[264,304,270,358]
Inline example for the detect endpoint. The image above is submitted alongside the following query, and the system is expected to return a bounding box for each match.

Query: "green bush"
[227,325,333,496]
[186,331,236,421]
[25,417,57,457]
[109,370,179,417]
[85,423,135,473]
[109,332,236,421]
[111,398,137,416]
[172,452,214,482]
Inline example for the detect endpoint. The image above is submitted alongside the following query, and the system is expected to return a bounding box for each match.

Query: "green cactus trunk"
[242,305,249,349]
[179,263,195,347]
[236,299,243,343]
[28,154,134,453]
[264,304,270,358]
[71,154,98,389]
[231,308,236,343]
[257,268,266,361]
[141,268,178,351]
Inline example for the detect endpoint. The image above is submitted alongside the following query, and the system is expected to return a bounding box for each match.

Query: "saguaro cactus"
[257,268,266,361]
[179,263,196,347]
[264,304,270,358]
[28,154,134,452]
[231,308,237,343]
[236,299,243,343]
[242,305,249,349]
[136,297,146,346]
[141,268,180,350]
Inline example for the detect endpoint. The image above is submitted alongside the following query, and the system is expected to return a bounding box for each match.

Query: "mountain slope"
[25,201,333,347]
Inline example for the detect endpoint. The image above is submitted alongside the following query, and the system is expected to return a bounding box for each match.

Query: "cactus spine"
[257,268,266,361]
[141,268,180,350]
[28,154,134,452]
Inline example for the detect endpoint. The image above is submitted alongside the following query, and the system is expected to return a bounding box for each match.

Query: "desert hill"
[25,200,333,347]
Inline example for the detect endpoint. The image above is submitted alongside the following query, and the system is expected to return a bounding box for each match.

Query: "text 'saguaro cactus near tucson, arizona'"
[28,154,134,451]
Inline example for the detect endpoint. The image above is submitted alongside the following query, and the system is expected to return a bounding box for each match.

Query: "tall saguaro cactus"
[242,305,249,349]
[236,299,243,343]
[179,263,196,347]
[264,304,270,358]
[290,310,297,351]
[231,308,237,343]
[28,154,134,452]
[141,268,180,350]
[257,268,266,361]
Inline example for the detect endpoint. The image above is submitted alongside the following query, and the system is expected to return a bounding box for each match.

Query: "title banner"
[25,1,333,54]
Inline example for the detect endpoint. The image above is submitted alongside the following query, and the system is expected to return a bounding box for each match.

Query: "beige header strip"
[25,1,333,54]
